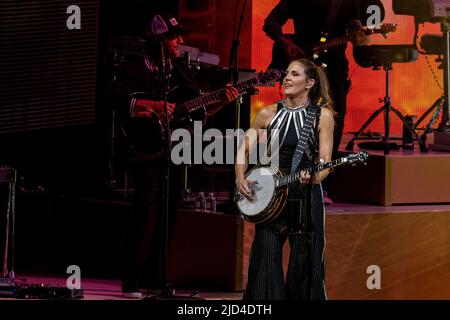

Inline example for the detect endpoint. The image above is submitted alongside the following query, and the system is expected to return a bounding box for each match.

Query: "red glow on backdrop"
[251,0,443,137]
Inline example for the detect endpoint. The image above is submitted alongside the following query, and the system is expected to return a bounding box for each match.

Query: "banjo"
[235,151,369,224]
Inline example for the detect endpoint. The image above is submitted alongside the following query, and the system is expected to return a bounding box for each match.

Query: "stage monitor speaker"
[167,209,244,291]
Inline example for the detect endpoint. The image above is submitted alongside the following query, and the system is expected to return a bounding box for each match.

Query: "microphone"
[160,41,166,73]
[183,51,191,68]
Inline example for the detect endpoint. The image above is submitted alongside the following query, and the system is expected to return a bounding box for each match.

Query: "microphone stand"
[105,49,132,197]
[149,42,202,300]
[159,41,173,297]
[229,0,247,131]
[0,166,16,288]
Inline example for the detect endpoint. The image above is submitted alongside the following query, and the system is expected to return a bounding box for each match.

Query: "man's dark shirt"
[263,0,384,74]
[132,57,197,99]
[117,46,197,157]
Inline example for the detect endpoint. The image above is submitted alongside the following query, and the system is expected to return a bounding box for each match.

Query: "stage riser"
[330,153,450,206]
[326,210,450,299]
[13,193,450,298]
[243,209,450,299]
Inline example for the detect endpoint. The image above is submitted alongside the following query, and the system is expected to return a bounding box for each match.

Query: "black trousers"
[122,158,183,291]
[244,185,326,300]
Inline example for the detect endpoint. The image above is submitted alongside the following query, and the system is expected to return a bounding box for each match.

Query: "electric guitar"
[269,23,397,71]
[127,70,282,155]
[235,151,369,224]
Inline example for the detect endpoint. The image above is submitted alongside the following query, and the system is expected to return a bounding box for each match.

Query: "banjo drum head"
[237,166,277,218]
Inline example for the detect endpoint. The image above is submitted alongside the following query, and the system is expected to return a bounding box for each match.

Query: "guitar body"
[170,85,206,128]
[236,166,288,225]
[127,84,204,156]
[268,24,397,71]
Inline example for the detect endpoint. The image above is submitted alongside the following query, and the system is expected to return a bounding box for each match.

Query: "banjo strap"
[290,104,319,173]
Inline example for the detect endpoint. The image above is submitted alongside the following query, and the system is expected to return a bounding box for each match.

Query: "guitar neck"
[277,158,344,188]
[312,35,349,54]
[312,28,386,54]
[180,77,261,114]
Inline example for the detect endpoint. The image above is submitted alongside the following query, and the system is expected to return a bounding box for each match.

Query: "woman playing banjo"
[235,59,335,300]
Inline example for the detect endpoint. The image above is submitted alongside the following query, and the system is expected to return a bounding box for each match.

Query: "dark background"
[0,0,250,280]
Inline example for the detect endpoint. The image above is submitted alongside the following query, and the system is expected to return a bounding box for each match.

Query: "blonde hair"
[291,59,335,113]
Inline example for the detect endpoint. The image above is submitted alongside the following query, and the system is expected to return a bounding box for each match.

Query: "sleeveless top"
[267,100,321,199]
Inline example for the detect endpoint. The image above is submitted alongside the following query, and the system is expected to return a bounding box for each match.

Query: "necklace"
[283,99,309,111]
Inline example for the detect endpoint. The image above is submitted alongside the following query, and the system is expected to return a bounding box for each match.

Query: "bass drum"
[126,84,205,157]
[236,166,288,225]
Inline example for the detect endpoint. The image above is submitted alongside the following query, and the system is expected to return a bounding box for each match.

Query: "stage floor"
[243,201,450,299]
[1,275,244,300]
[4,200,450,300]
[326,202,450,214]
[4,134,450,300]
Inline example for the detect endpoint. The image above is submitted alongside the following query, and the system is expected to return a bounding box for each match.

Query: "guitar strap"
[290,104,319,173]
[323,0,344,40]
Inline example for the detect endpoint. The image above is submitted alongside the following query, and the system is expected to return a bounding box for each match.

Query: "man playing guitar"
[120,14,238,299]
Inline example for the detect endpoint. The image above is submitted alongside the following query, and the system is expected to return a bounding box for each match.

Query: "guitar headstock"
[257,70,283,84]
[365,23,397,37]
[342,151,369,165]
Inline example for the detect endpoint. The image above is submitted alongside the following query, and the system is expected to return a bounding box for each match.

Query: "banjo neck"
[275,158,345,188]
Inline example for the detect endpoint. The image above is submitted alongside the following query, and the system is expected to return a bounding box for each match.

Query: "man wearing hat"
[120,14,238,299]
